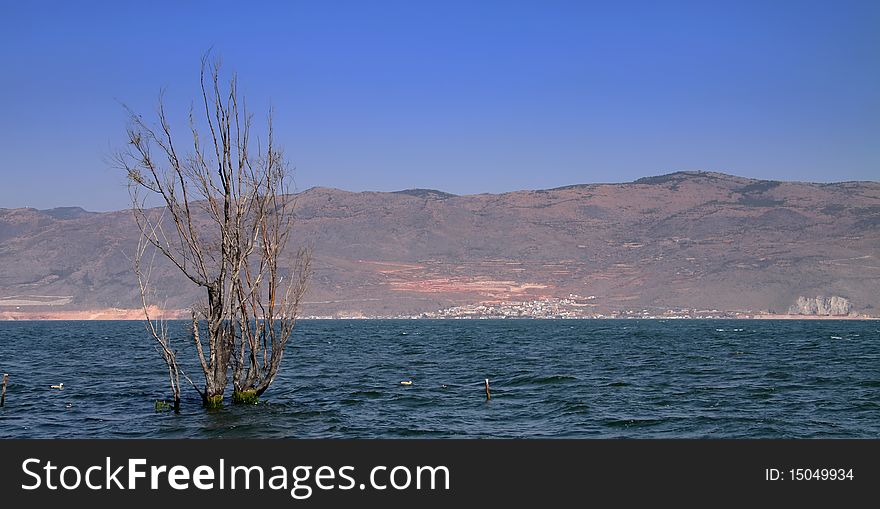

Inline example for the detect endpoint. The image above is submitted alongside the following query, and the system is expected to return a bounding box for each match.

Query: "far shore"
[1,309,877,321]
[0,306,186,321]
[749,314,878,320]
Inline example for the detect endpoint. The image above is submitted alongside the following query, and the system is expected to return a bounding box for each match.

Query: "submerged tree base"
[154,399,181,414]
[203,394,224,409]
[232,389,259,405]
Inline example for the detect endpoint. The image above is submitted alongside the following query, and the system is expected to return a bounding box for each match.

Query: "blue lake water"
[0,319,877,438]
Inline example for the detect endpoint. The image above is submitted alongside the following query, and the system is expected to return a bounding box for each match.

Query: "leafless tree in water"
[132,224,189,413]
[117,55,311,408]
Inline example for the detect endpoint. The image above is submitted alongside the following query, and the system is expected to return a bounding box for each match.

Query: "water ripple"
[0,319,877,438]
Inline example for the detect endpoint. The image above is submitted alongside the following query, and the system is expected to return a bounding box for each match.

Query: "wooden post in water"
[1,374,8,407]
[485,378,491,401]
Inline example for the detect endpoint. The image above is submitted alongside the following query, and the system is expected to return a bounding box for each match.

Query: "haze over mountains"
[1,171,878,319]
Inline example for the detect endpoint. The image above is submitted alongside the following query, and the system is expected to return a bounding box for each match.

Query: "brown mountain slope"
[1,171,878,318]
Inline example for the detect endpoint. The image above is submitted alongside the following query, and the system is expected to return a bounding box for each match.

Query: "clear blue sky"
[1,0,877,210]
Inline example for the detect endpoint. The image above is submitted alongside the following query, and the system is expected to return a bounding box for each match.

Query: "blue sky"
[0,0,877,210]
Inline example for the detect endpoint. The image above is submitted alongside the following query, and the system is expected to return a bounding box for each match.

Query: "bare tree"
[132,215,197,413]
[118,56,311,408]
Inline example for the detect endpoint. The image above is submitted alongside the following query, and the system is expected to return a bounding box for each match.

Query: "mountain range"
[1,171,878,319]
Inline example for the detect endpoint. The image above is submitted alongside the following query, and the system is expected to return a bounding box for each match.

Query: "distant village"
[303,294,748,320]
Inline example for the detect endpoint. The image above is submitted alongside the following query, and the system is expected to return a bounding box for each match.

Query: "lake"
[0,319,877,438]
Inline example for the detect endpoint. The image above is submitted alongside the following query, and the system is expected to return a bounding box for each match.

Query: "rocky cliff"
[788,296,853,316]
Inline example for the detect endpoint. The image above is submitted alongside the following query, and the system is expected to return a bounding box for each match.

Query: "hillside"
[1,171,879,318]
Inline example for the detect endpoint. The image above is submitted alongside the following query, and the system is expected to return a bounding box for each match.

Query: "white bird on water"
[50,383,64,390]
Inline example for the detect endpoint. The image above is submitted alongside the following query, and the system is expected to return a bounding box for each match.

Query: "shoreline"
[1,311,877,321]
